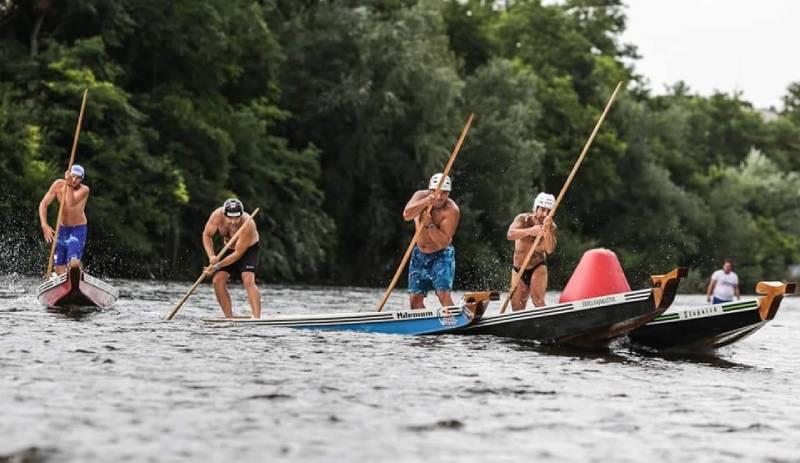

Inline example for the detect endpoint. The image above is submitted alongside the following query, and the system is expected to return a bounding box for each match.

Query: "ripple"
[1,279,799,461]
[0,446,55,463]
[407,419,465,432]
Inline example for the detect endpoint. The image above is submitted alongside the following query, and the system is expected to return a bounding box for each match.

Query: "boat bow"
[757,281,796,321]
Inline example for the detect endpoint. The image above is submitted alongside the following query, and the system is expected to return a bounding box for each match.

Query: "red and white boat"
[35,265,119,309]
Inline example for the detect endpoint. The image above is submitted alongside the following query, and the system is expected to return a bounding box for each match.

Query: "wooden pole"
[45,88,89,278]
[164,208,260,320]
[499,81,624,314]
[375,113,474,312]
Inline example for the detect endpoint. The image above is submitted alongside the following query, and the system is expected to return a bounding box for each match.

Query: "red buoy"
[559,248,631,303]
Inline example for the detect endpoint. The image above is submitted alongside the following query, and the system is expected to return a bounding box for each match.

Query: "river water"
[1,275,798,462]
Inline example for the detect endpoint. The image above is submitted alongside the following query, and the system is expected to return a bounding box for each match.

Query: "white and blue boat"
[200,291,497,335]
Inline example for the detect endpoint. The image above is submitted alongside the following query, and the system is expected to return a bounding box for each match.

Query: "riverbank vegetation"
[2,0,798,291]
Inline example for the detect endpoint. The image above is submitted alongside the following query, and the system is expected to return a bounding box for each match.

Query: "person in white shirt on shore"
[706,258,740,304]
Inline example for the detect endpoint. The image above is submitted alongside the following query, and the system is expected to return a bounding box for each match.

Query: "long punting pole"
[45,88,89,279]
[375,113,474,312]
[164,208,260,320]
[499,81,624,314]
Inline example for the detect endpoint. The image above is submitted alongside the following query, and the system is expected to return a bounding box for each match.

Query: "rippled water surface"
[1,274,799,462]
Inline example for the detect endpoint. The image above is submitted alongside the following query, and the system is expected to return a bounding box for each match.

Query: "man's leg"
[529,265,548,307]
[409,293,426,309]
[66,236,82,269]
[408,247,428,310]
[66,225,87,269]
[510,269,531,311]
[212,271,234,318]
[241,272,261,319]
[432,246,455,308]
[53,233,67,276]
[434,290,454,307]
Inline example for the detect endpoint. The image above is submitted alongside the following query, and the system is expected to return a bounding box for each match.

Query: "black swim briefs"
[512,260,546,286]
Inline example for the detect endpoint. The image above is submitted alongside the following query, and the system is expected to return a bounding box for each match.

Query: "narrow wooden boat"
[35,265,119,309]
[628,281,796,352]
[454,268,687,345]
[201,291,497,335]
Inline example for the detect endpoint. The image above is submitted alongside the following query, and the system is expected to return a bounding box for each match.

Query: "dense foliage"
[2,0,798,292]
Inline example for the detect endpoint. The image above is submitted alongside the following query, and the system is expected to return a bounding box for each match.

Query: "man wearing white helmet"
[506,192,557,309]
[202,198,262,319]
[38,164,90,275]
[402,173,461,309]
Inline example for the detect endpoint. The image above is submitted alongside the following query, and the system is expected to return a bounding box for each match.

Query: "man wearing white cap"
[38,164,90,275]
[402,173,461,309]
[507,192,557,310]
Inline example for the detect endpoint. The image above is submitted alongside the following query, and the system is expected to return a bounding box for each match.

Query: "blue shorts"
[408,245,455,295]
[54,224,88,266]
[712,296,733,305]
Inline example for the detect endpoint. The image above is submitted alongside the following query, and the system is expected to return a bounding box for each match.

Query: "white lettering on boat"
[678,305,723,320]
[580,295,620,309]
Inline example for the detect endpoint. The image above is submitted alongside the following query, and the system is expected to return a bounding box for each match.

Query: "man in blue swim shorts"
[38,164,91,275]
[402,173,461,309]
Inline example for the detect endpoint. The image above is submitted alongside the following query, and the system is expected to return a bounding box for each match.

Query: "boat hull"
[629,281,796,352]
[456,289,659,345]
[201,292,495,336]
[35,266,119,309]
[629,302,768,352]
[455,268,687,345]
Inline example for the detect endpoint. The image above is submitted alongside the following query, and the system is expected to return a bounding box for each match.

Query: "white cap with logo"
[70,164,85,179]
[533,192,555,210]
[428,173,452,192]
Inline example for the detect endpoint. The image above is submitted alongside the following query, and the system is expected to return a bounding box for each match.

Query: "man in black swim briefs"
[506,192,558,310]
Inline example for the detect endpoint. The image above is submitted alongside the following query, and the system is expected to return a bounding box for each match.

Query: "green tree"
[455,58,544,289]
[277,1,464,284]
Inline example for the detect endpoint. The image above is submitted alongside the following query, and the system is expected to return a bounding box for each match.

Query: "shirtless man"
[39,165,90,275]
[507,192,557,310]
[202,198,261,319]
[402,173,461,309]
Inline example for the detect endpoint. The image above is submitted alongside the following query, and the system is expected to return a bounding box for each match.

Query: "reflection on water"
[1,276,798,462]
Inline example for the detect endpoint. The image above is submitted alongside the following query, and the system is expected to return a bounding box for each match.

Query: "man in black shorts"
[202,198,261,318]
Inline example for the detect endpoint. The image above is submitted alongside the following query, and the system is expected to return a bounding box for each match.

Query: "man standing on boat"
[39,165,90,275]
[706,258,740,304]
[507,192,557,310]
[202,198,262,319]
[402,173,460,310]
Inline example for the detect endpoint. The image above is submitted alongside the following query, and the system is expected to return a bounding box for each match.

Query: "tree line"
[1,0,799,292]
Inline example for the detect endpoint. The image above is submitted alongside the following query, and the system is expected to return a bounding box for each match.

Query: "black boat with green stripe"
[628,281,796,352]
[454,268,687,346]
